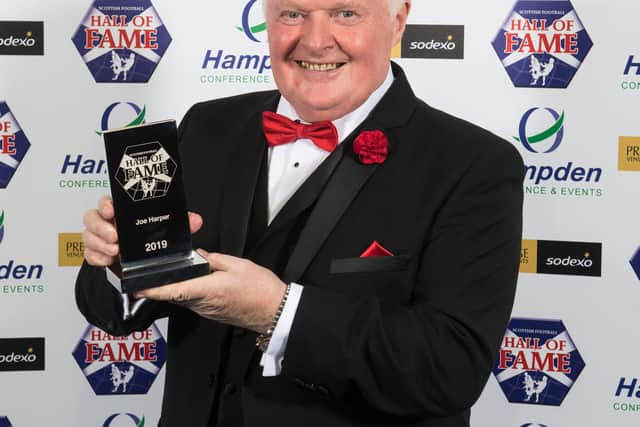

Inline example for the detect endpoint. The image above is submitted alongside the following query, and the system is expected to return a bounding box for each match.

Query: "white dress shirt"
[260,67,394,376]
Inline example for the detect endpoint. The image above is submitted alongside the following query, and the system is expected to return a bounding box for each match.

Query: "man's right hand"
[82,195,204,267]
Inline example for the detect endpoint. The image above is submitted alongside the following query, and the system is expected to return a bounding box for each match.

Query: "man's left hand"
[135,250,287,333]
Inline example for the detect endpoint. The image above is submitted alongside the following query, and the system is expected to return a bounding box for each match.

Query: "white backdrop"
[1,1,639,426]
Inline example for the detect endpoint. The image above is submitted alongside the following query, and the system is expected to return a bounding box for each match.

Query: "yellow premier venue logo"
[520,239,538,273]
[58,233,84,267]
[619,136,640,171]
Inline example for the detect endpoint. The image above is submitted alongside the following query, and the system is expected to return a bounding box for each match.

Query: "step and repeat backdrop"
[1,0,640,426]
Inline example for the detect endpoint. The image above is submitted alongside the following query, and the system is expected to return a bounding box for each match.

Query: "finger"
[82,229,119,257]
[98,195,115,220]
[203,252,243,272]
[135,280,196,303]
[83,209,118,243]
[188,212,203,234]
[84,247,116,267]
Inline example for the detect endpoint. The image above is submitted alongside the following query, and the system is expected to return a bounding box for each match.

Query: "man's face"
[265,0,409,122]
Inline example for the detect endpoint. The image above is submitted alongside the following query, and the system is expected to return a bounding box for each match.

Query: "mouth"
[295,60,346,72]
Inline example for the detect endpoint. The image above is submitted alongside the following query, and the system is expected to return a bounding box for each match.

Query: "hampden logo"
[613,377,640,412]
[97,102,146,135]
[200,1,271,85]
[116,142,176,201]
[621,55,640,91]
[71,0,172,83]
[237,0,267,42]
[392,25,464,60]
[0,21,44,55]
[0,101,31,189]
[0,338,45,372]
[515,108,603,198]
[103,413,145,427]
[72,323,166,395]
[59,102,146,191]
[0,215,45,295]
[493,318,585,406]
[514,107,564,153]
[520,239,602,277]
[0,417,13,427]
[492,0,593,88]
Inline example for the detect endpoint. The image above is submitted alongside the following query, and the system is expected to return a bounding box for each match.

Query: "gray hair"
[263,0,407,17]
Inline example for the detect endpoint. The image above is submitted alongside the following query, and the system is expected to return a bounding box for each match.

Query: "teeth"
[298,61,341,71]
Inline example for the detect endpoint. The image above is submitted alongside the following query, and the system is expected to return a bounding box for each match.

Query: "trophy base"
[106,250,210,293]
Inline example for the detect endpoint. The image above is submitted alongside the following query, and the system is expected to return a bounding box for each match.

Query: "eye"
[280,10,305,24]
[339,10,355,18]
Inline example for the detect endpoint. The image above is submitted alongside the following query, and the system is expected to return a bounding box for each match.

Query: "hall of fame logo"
[493,318,585,406]
[71,0,172,83]
[72,323,166,395]
[491,0,593,88]
[0,102,31,189]
[115,142,176,201]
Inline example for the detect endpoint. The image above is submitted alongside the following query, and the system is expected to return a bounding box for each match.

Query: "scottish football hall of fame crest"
[103,120,209,292]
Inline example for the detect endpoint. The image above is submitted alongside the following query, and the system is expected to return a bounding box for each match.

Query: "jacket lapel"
[281,62,418,282]
[219,95,277,256]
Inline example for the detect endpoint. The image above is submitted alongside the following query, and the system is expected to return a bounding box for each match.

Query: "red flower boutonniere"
[353,130,388,165]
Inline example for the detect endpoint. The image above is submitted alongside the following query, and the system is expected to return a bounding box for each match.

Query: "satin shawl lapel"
[281,62,418,283]
[219,95,277,256]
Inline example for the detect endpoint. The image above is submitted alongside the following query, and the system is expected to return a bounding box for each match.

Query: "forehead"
[267,0,385,10]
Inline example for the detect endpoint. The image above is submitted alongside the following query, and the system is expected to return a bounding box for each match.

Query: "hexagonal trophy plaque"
[103,120,209,292]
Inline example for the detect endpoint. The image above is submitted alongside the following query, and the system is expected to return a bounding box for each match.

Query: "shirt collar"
[276,66,394,143]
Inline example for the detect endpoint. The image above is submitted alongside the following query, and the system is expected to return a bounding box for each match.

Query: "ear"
[391,1,411,47]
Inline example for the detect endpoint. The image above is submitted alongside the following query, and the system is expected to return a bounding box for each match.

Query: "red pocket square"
[360,241,394,258]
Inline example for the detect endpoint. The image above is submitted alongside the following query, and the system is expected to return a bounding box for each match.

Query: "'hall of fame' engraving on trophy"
[103,120,209,293]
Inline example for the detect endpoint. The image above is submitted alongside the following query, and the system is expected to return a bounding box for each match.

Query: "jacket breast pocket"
[329,255,409,274]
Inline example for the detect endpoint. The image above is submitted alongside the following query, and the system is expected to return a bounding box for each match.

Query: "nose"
[299,12,335,53]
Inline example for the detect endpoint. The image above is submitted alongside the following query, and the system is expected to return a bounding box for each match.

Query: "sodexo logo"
[97,102,146,135]
[515,108,603,198]
[237,0,267,43]
[493,318,585,406]
[492,0,593,88]
[0,416,13,427]
[392,25,464,60]
[0,338,45,372]
[521,424,547,427]
[71,0,172,83]
[0,101,31,189]
[0,21,44,55]
[103,413,145,427]
[72,323,166,395]
[520,240,602,277]
[514,108,564,153]
[200,2,271,85]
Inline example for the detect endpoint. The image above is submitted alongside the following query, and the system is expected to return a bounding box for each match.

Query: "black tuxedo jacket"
[76,63,524,427]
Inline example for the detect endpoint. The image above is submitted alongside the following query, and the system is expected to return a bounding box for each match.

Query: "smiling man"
[76,1,524,426]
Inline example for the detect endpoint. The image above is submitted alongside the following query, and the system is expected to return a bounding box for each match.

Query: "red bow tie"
[262,111,338,152]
